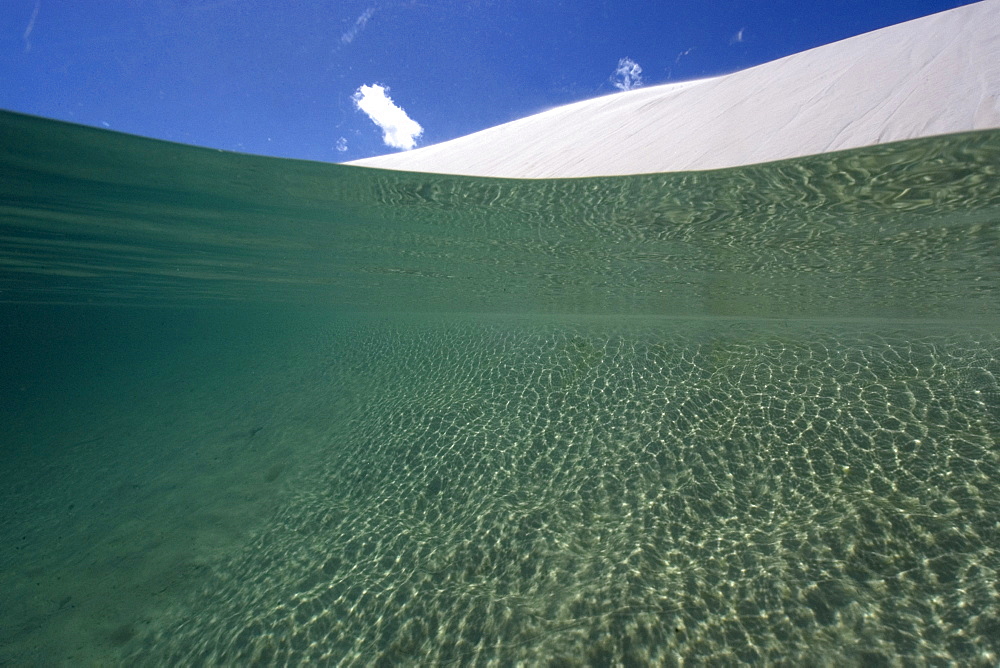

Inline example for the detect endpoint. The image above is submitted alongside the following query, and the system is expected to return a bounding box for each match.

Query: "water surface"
[1,111,998,664]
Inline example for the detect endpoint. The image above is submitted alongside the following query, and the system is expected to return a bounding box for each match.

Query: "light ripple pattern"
[132,317,1000,665]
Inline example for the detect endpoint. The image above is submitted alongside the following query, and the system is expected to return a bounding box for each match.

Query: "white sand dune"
[348,0,1000,178]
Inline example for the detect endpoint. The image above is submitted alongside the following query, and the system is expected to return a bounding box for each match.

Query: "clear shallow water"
[1,111,998,664]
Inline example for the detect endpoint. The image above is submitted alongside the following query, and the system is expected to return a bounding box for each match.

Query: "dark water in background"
[1,110,999,664]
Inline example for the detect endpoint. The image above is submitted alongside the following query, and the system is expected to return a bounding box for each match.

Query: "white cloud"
[341,6,376,44]
[22,0,40,53]
[730,27,745,45]
[611,57,643,91]
[335,137,348,152]
[352,83,423,151]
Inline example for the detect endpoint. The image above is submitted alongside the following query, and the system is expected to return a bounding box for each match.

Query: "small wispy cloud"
[341,6,376,44]
[730,27,745,45]
[675,48,693,64]
[353,83,423,150]
[23,0,40,53]
[335,137,348,152]
[611,57,643,91]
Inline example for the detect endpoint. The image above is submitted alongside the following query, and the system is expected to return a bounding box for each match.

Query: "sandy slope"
[347,0,1000,178]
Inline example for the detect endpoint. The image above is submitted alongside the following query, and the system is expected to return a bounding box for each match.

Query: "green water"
[1,111,998,665]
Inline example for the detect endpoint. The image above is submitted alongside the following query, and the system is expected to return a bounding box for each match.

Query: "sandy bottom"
[0,306,348,665]
[1,308,998,665]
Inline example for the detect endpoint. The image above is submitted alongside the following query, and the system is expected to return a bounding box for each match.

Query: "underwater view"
[1,111,999,664]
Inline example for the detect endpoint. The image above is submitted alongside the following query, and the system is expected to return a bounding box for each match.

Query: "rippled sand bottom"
[25,319,984,664]
[3,312,998,665]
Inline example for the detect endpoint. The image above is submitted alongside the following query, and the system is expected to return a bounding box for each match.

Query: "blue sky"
[0,0,980,163]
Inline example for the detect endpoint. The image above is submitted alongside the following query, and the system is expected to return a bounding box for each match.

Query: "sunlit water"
[1,111,998,665]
